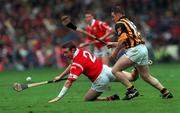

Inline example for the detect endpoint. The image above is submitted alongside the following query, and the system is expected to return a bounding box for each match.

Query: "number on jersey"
[83,51,96,63]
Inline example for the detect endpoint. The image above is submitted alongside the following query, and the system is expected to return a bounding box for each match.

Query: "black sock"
[160,88,168,94]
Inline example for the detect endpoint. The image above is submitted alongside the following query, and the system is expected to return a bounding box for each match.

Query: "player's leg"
[122,68,139,82]
[84,88,119,101]
[84,89,102,101]
[112,69,138,82]
[136,44,173,99]
[96,94,120,101]
[111,55,139,100]
[84,65,120,101]
[112,56,133,86]
[83,70,106,101]
[136,65,173,99]
[124,60,152,82]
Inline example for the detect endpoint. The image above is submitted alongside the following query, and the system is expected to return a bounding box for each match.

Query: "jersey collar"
[73,48,79,58]
[120,16,126,20]
[116,16,127,24]
[91,19,95,26]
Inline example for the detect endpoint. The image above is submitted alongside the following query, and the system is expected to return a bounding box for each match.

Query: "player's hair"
[84,10,94,16]
[111,6,125,15]
[61,41,76,51]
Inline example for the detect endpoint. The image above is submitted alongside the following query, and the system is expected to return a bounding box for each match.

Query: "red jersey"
[85,19,112,49]
[68,48,103,82]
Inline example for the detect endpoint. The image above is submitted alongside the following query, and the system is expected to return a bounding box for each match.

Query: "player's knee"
[111,69,117,75]
[111,68,123,76]
[131,73,139,82]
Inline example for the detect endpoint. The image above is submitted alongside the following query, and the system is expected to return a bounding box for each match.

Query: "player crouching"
[48,41,138,103]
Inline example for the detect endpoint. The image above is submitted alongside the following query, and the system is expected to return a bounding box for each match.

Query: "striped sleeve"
[115,22,126,36]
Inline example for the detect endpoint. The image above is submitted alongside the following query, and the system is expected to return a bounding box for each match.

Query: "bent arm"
[107,42,118,48]
[99,21,114,41]
[100,31,114,41]
[113,41,124,55]
[109,41,124,59]
[54,64,71,81]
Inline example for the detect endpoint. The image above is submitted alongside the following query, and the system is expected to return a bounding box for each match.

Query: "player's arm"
[53,63,72,81]
[99,30,113,41]
[49,73,78,103]
[79,38,105,47]
[110,41,124,59]
[109,23,126,59]
[107,42,118,48]
[78,28,92,47]
[99,21,114,40]
[79,41,90,47]
[48,63,83,103]
[48,79,73,103]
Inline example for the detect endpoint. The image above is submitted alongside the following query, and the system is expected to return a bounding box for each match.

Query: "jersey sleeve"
[68,63,84,81]
[115,23,127,42]
[99,21,112,32]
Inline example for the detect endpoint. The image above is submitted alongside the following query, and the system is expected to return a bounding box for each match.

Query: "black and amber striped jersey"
[115,16,143,49]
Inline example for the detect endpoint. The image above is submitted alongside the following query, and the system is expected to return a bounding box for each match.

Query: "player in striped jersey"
[107,6,173,100]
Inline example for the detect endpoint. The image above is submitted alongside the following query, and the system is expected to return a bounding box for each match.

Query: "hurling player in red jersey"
[79,10,113,65]
[48,42,139,103]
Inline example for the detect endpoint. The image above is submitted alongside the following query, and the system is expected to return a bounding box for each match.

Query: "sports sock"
[106,96,113,101]
[160,88,169,95]
[127,85,134,91]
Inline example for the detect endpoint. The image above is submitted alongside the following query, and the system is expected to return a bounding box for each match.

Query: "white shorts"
[94,46,110,57]
[124,44,149,65]
[91,65,116,92]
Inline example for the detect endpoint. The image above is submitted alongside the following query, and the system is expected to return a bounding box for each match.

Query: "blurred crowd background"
[0,0,179,72]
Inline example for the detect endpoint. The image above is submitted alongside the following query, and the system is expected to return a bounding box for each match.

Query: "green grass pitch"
[0,63,180,113]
